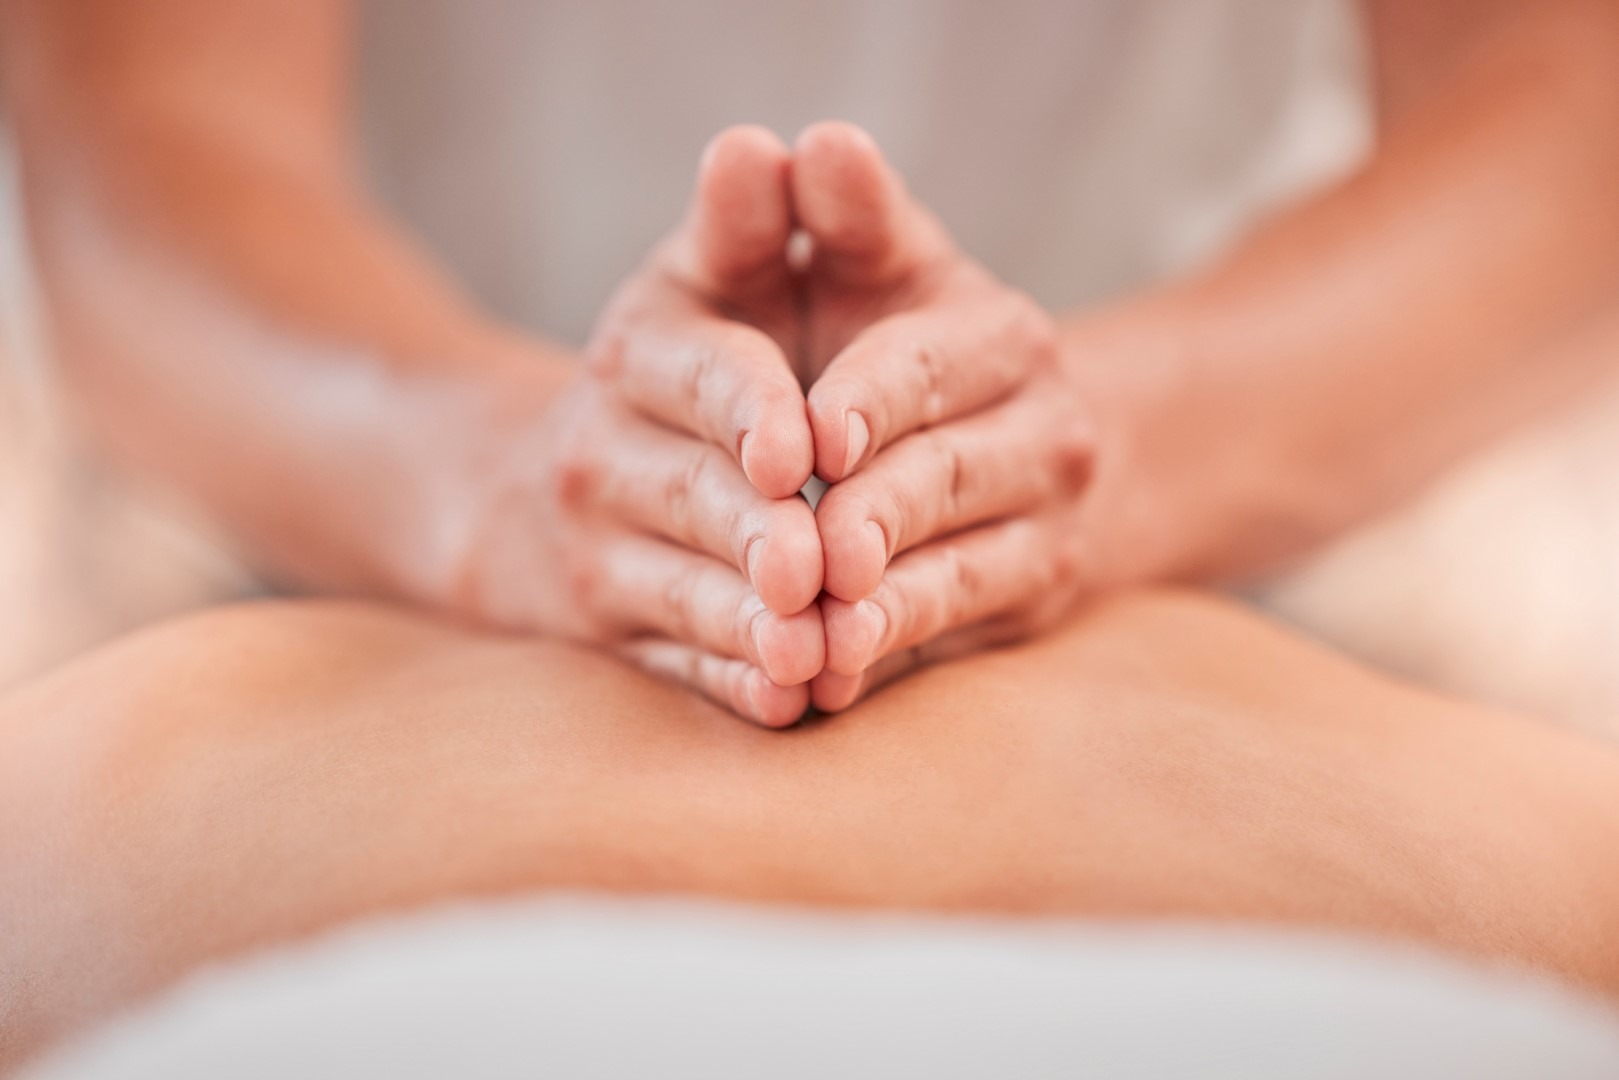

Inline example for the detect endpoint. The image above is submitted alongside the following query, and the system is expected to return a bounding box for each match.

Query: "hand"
[449,129,824,727]
[787,124,1098,711]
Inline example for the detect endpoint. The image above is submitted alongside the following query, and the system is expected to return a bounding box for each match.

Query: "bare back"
[4,590,1619,1066]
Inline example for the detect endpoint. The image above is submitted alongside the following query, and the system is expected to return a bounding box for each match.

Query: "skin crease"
[6,1,1619,722]
[3,591,1619,1069]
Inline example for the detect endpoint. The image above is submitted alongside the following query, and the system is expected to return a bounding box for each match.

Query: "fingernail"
[856,599,887,666]
[863,520,888,565]
[843,411,870,476]
[745,535,765,584]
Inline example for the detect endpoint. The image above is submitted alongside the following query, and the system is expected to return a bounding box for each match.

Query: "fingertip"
[821,597,887,676]
[794,119,880,161]
[792,120,893,257]
[806,385,873,482]
[810,670,865,713]
[745,672,811,729]
[691,125,793,285]
[820,514,887,603]
[750,517,824,616]
[738,402,815,498]
[701,124,791,180]
[740,434,813,499]
[753,606,826,688]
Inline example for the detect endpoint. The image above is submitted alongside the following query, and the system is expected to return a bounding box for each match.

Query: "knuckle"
[1024,526,1064,594]
[910,339,945,426]
[664,565,702,642]
[552,447,599,513]
[1048,428,1094,500]
[684,324,786,432]
[927,432,968,521]
[680,341,722,413]
[565,554,604,617]
[628,637,705,691]
[663,452,711,541]
[717,322,778,370]
[1051,535,1087,594]
[942,545,984,624]
[679,646,708,690]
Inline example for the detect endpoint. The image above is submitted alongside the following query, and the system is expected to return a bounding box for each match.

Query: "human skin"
[5,1,1619,721]
[3,590,1619,1068]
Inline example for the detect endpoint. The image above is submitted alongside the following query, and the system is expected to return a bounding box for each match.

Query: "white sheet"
[26,897,1619,1080]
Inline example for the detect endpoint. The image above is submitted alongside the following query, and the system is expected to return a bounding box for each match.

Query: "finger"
[809,617,1027,713]
[806,290,1057,482]
[592,535,824,686]
[587,124,808,497]
[815,391,1092,601]
[591,293,813,500]
[668,125,794,296]
[586,414,823,614]
[619,638,810,728]
[819,516,1068,677]
[791,120,951,287]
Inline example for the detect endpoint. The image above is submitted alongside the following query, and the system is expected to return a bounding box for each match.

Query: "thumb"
[791,121,951,287]
[669,125,794,295]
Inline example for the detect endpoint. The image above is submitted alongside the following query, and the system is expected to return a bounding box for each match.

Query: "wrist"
[1060,292,1356,585]
[360,328,579,611]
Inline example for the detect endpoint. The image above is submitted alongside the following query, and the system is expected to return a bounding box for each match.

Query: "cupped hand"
[454,128,823,727]
[467,123,1099,723]
[787,123,1098,711]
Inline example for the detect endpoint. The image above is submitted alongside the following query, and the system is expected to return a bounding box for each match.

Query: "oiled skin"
[3,590,1619,1067]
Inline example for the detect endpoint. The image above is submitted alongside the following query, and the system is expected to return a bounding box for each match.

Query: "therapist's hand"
[458,128,823,727]
[789,123,1097,711]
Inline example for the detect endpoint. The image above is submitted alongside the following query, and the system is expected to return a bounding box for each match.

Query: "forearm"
[1065,2,1619,578]
[4,18,576,600]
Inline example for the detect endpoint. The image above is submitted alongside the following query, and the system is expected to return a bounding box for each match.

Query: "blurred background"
[1,0,1617,726]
